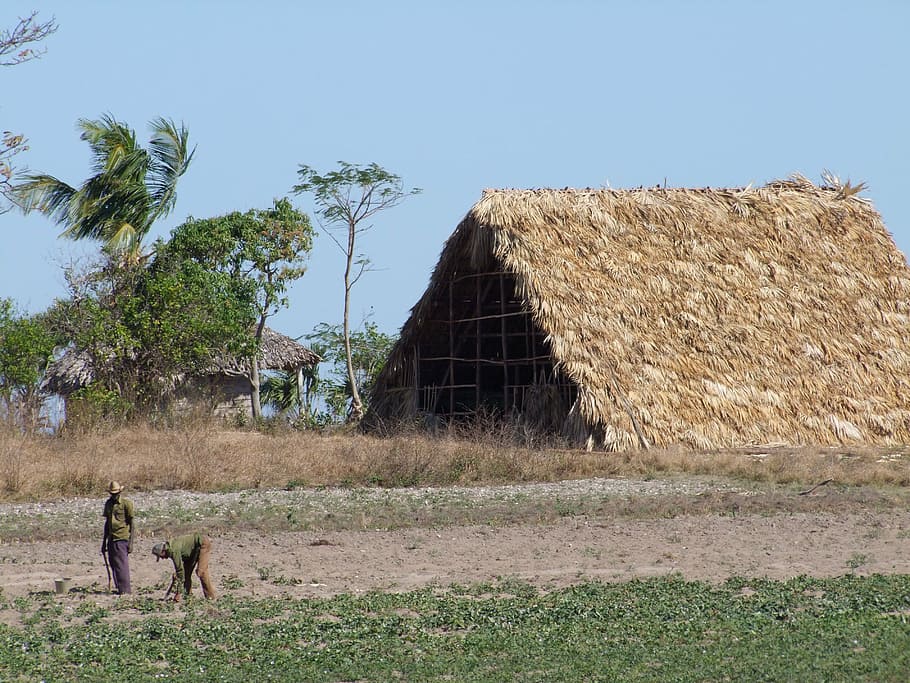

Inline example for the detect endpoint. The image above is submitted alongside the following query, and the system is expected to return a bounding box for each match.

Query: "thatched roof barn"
[43,327,320,419]
[367,175,910,450]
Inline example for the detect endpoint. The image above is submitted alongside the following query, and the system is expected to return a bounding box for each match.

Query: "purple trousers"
[108,540,131,594]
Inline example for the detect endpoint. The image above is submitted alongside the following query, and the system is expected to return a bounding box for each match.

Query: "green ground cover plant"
[1,575,908,682]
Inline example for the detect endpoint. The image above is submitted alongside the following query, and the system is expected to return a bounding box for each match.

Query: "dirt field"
[2,476,908,604]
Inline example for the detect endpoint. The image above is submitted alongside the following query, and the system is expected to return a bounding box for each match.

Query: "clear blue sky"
[2,1,908,341]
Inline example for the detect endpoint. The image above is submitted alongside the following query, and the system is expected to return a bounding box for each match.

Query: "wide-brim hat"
[107,481,124,495]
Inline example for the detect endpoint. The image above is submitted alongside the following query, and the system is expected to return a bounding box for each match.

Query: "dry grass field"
[2,422,909,501]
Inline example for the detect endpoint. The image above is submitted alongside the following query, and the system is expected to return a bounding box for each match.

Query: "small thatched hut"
[43,327,320,420]
[367,174,910,450]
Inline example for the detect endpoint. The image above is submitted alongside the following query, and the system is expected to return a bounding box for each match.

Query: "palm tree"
[14,114,193,256]
[262,354,323,423]
[261,370,302,419]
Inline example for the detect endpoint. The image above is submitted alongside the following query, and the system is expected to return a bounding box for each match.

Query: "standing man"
[152,533,217,601]
[101,481,135,595]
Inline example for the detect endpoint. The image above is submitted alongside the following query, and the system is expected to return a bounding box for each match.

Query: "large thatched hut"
[43,326,320,420]
[367,175,910,450]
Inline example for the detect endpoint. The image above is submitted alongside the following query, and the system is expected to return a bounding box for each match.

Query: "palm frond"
[78,115,139,176]
[146,117,194,224]
[13,174,77,224]
[262,371,301,415]
[18,114,192,253]
[102,146,150,189]
[64,182,150,245]
[105,221,138,252]
[820,169,868,199]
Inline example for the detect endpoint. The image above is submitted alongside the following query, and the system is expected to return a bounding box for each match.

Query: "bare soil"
[1,478,909,605]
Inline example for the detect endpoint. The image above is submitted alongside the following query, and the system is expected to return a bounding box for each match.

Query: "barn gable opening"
[412,269,576,427]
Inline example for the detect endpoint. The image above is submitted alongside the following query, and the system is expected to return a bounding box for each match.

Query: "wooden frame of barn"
[367,174,910,451]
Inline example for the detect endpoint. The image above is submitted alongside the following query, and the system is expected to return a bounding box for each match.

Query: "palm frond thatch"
[368,175,910,450]
[41,326,320,395]
[206,327,321,376]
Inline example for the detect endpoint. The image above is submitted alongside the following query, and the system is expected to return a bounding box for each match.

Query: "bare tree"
[1,11,57,210]
[293,162,419,422]
[0,11,56,65]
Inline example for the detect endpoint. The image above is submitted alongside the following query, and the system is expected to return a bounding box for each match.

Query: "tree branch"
[0,12,57,66]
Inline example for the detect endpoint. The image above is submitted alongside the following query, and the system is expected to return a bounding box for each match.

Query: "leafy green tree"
[44,258,146,414]
[0,298,61,430]
[160,198,314,417]
[306,321,396,422]
[1,11,57,211]
[46,255,257,419]
[14,114,193,256]
[293,162,419,422]
[128,258,259,389]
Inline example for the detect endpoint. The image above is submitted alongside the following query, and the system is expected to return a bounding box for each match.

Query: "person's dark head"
[151,542,169,561]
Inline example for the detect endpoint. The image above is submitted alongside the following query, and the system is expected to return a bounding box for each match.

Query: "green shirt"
[167,533,203,593]
[102,495,135,542]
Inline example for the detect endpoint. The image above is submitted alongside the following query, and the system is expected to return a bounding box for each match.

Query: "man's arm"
[126,499,136,553]
[101,518,110,554]
[172,555,186,595]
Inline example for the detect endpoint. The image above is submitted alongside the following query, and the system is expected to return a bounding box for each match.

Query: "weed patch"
[1,575,908,681]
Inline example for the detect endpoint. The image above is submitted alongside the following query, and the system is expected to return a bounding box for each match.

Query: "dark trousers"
[108,540,131,594]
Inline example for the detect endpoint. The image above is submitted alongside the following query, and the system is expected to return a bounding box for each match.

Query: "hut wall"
[413,271,576,423]
[176,375,254,419]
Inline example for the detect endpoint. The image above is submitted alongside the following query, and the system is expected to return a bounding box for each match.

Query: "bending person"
[152,533,218,601]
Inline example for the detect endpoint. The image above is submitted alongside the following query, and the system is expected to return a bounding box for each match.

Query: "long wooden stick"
[164,573,177,599]
[799,478,834,495]
[101,549,112,593]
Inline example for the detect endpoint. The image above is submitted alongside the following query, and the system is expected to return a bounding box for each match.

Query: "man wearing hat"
[101,481,135,595]
[152,533,217,601]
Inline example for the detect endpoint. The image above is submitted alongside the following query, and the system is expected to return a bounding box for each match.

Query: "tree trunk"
[250,314,267,420]
[250,357,262,419]
[344,222,363,422]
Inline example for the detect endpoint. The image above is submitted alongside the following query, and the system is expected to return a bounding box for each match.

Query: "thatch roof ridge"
[207,326,321,375]
[371,175,910,450]
[260,326,321,368]
[476,172,871,201]
[42,326,320,395]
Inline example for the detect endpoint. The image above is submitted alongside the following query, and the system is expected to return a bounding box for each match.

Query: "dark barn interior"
[411,269,576,426]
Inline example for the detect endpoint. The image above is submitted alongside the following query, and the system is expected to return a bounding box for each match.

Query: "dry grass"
[1,421,908,502]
